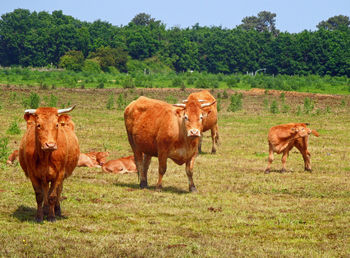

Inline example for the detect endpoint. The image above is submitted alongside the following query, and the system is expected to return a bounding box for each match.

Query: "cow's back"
[125,97,179,156]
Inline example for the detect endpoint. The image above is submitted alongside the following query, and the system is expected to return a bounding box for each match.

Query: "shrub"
[22,92,40,109]
[217,98,221,112]
[83,59,101,74]
[0,137,10,164]
[281,104,290,113]
[165,95,177,104]
[222,90,229,99]
[96,82,104,89]
[172,77,183,87]
[296,106,302,116]
[48,94,58,107]
[122,77,135,89]
[270,100,279,114]
[59,50,85,72]
[280,93,285,103]
[106,95,115,110]
[227,93,243,112]
[7,120,21,135]
[263,98,269,110]
[303,97,314,114]
[117,94,127,110]
[226,76,240,88]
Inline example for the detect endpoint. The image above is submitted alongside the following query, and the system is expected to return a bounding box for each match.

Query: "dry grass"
[0,87,350,257]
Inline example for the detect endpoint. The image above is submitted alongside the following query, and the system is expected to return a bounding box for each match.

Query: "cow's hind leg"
[281,146,293,173]
[265,143,274,174]
[186,156,197,192]
[54,184,63,217]
[142,154,152,182]
[198,135,203,154]
[156,153,167,191]
[134,151,147,188]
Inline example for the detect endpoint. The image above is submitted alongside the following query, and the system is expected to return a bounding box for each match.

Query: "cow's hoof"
[211,149,217,154]
[47,216,56,222]
[155,185,162,192]
[189,186,197,192]
[264,169,270,174]
[280,169,286,173]
[55,206,61,217]
[140,180,148,189]
[305,168,312,172]
[35,216,43,223]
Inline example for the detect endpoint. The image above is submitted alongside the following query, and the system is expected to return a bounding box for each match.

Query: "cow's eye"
[37,124,41,129]
[184,114,188,120]
[56,123,59,128]
[199,114,203,120]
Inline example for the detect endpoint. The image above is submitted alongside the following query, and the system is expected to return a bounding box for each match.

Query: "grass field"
[0,86,350,257]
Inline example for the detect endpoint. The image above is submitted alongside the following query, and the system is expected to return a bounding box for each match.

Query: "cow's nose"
[43,142,57,150]
[188,128,201,137]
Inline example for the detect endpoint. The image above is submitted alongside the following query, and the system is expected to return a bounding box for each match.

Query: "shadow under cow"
[114,182,188,194]
[12,205,67,222]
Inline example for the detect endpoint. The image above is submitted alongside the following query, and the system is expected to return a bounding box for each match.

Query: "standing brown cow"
[265,123,319,173]
[124,96,216,192]
[19,106,80,222]
[185,90,219,154]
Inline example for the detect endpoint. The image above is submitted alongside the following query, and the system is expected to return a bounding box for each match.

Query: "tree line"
[0,9,349,76]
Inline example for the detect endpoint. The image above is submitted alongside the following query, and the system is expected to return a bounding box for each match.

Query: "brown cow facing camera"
[185,90,219,154]
[265,123,319,173]
[19,106,80,222]
[124,96,216,192]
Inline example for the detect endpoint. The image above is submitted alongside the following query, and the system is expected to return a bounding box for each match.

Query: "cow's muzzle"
[188,128,201,137]
[42,142,58,151]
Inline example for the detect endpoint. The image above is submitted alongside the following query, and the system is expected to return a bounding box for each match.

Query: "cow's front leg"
[211,125,219,154]
[156,153,167,191]
[55,184,63,217]
[186,156,197,192]
[47,174,64,222]
[31,178,44,223]
[198,135,203,154]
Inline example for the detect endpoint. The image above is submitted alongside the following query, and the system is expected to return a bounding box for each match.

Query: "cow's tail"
[311,129,320,137]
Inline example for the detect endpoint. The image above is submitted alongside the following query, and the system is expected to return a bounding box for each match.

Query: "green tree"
[59,50,84,71]
[317,15,350,30]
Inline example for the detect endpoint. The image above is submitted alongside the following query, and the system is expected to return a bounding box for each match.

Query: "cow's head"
[96,152,109,166]
[174,99,216,137]
[24,106,76,151]
[291,126,309,138]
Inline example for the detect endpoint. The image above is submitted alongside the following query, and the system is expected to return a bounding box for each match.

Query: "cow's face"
[96,152,109,165]
[24,108,60,151]
[292,126,309,138]
[175,100,216,137]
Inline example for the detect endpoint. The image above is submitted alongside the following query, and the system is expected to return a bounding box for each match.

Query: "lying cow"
[77,151,109,168]
[19,106,80,222]
[124,96,215,192]
[101,155,137,174]
[265,123,319,173]
[185,90,219,154]
[7,150,19,165]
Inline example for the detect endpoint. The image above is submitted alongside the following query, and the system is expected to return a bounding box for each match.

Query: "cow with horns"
[184,90,219,154]
[18,106,80,222]
[124,96,216,192]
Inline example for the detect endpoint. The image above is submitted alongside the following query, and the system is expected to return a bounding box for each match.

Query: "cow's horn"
[58,105,76,114]
[198,99,206,102]
[24,109,36,114]
[201,100,216,108]
[182,99,188,103]
[173,103,186,108]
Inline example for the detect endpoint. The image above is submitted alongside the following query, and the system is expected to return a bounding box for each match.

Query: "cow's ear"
[58,114,71,126]
[175,108,184,117]
[202,110,211,118]
[24,113,36,123]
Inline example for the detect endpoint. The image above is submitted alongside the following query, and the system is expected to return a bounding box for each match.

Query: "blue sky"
[1,0,349,32]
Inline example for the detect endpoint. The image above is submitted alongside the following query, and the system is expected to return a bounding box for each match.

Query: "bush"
[226,76,240,88]
[122,77,135,89]
[227,93,243,112]
[48,94,58,107]
[6,120,21,135]
[303,97,314,114]
[96,82,104,89]
[106,95,114,110]
[0,137,10,164]
[270,100,279,114]
[59,50,84,72]
[22,92,40,109]
[172,77,183,87]
[82,59,101,74]
[117,94,127,110]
